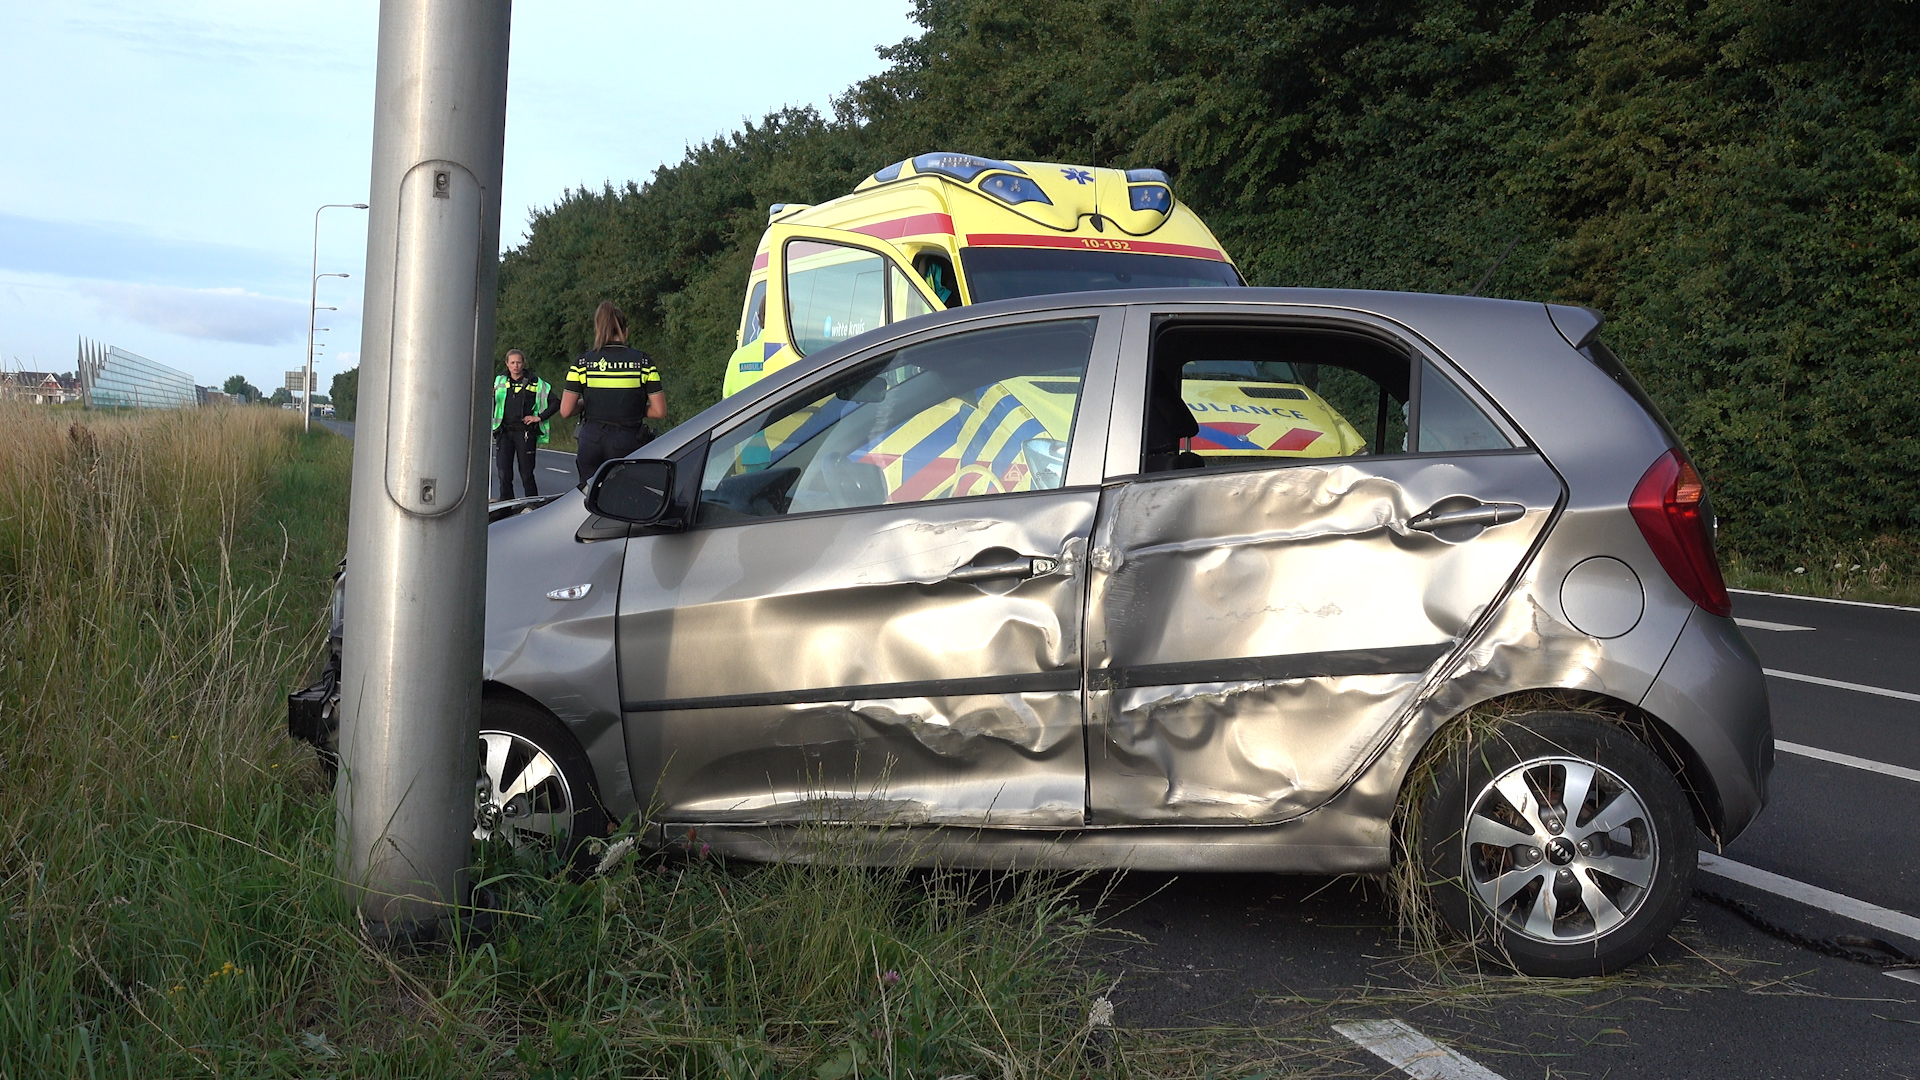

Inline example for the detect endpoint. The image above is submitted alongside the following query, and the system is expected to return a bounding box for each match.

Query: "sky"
[0,0,918,393]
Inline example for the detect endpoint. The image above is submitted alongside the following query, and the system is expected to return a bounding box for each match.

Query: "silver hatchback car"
[297,287,1772,976]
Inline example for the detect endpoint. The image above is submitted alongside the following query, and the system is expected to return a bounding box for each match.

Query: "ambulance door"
[740,225,942,383]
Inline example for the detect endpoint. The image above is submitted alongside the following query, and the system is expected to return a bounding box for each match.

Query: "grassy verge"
[0,406,1119,1079]
[1723,534,1920,607]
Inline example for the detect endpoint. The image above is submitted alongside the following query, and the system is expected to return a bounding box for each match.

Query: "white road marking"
[1888,969,1920,986]
[1736,618,1815,632]
[1334,1019,1508,1080]
[1764,669,1920,703]
[1731,588,1920,614]
[1698,853,1920,943]
[1776,740,1920,784]
[545,468,570,474]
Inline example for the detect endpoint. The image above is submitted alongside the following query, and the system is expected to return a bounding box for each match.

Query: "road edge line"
[1698,853,1920,944]
[1730,588,1920,614]
[1334,1019,1508,1080]
[1775,741,1920,784]
[1763,668,1920,704]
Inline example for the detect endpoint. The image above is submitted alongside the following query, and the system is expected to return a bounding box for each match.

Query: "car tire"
[1415,710,1696,977]
[474,697,610,869]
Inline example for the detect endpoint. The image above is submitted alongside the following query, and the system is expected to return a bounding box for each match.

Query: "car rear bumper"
[1640,606,1773,843]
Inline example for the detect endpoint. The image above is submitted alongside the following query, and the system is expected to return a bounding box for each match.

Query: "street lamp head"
[352,203,369,209]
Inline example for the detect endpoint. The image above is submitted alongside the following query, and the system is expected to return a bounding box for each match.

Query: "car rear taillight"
[1629,449,1731,617]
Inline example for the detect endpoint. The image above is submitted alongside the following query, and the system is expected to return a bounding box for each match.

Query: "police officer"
[560,301,666,485]
[492,348,555,499]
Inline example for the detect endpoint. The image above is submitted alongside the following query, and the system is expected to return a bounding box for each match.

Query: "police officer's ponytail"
[592,301,628,351]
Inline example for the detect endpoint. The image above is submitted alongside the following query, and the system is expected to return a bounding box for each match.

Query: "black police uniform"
[566,344,663,484]
[495,374,557,499]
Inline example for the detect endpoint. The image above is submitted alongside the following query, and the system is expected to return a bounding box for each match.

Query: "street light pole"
[308,203,368,431]
[339,0,510,940]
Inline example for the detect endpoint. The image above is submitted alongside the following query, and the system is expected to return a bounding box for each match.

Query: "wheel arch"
[1406,687,1725,840]
[481,680,608,804]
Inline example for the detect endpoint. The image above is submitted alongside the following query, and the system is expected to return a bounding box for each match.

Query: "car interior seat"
[1143,372,1206,473]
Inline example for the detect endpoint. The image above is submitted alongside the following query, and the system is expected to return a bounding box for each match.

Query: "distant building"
[76,338,197,409]
[197,386,233,405]
[0,370,83,404]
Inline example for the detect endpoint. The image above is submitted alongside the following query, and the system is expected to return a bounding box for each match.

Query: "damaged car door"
[1086,309,1565,824]
[617,313,1117,826]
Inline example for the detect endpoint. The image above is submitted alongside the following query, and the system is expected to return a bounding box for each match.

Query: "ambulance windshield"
[960,248,1241,303]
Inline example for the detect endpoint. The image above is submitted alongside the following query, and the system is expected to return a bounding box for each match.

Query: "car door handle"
[945,556,1058,583]
[1408,502,1528,533]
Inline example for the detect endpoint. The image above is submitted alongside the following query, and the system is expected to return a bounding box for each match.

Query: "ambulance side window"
[890,266,936,322]
[785,240,886,356]
[696,318,1097,524]
[739,280,767,346]
[914,253,962,308]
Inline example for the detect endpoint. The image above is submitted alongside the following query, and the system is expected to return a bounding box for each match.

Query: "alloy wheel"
[474,728,577,854]
[1463,755,1658,945]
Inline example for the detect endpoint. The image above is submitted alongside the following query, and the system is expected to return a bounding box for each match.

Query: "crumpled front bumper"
[287,650,340,757]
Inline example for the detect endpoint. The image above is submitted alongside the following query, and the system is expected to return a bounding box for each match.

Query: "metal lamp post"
[307,204,368,432]
[338,0,511,939]
[306,262,357,429]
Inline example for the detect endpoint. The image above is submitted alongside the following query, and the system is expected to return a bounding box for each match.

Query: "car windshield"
[959,247,1242,303]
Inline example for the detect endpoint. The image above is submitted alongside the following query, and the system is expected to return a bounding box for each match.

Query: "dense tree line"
[495,0,1919,567]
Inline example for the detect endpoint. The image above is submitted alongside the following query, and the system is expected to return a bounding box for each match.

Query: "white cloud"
[80,282,307,346]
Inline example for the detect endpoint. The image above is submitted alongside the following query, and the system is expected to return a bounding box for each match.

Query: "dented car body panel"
[1084,452,1563,824]
[615,490,1099,825]
[466,287,1772,870]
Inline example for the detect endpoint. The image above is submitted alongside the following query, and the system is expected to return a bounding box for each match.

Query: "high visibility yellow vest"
[492,374,552,444]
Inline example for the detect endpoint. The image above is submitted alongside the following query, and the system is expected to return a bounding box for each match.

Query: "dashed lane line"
[1731,588,1920,614]
[1776,740,1920,784]
[1698,853,1920,944]
[1764,669,1920,703]
[1736,618,1815,632]
[1334,1020,1508,1080]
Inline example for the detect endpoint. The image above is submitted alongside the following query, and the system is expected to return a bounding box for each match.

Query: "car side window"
[697,318,1097,524]
[1417,358,1511,451]
[1140,324,1509,472]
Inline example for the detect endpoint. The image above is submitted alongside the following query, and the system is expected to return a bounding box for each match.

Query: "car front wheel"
[474,697,608,867]
[1416,710,1696,977]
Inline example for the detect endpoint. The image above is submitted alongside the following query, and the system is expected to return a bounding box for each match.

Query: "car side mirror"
[585,458,675,524]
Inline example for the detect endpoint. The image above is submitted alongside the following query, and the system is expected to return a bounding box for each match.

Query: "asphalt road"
[314,416,1916,1075]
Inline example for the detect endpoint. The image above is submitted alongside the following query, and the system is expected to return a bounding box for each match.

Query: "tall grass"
[0,405,1119,1079]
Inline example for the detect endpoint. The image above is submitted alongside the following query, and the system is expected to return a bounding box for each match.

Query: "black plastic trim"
[622,670,1080,713]
[1094,643,1450,691]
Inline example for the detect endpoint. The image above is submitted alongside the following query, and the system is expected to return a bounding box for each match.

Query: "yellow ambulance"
[721,153,1365,496]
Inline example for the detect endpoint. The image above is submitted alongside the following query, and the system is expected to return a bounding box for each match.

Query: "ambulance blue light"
[912,153,1025,183]
[1125,168,1170,184]
[1129,185,1172,212]
[872,160,906,183]
[980,174,1052,206]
